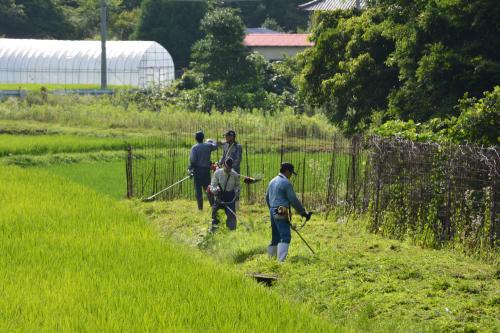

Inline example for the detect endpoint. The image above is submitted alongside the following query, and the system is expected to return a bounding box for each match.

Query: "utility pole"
[355,0,361,10]
[100,0,107,90]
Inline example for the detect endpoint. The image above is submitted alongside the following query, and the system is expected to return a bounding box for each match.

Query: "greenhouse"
[0,39,175,88]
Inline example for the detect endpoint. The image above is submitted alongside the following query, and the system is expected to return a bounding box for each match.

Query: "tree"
[297,9,398,134]
[297,0,500,134]
[384,0,500,121]
[135,0,207,69]
[0,0,75,38]
[190,7,254,85]
[229,0,308,32]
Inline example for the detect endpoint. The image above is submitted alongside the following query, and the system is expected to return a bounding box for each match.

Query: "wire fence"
[368,137,499,253]
[125,126,499,254]
[125,120,363,211]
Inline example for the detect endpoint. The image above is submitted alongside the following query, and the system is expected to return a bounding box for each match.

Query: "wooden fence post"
[126,144,133,198]
[245,142,251,203]
[490,163,499,247]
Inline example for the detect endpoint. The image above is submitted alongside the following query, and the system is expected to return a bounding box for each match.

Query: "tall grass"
[0,95,335,135]
[0,165,340,332]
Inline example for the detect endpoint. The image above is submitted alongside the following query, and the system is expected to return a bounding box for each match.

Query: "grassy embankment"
[0,165,339,332]
[133,200,500,333]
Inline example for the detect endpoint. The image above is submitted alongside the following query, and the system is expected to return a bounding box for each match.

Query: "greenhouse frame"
[0,39,175,88]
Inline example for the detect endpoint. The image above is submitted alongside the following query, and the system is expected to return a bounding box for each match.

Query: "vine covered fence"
[368,137,499,253]
[125,125,499,254]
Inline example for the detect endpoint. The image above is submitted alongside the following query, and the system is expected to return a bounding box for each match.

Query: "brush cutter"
[241,175,262,184]
[210,195,251,232]
[288,213,315,254]
[142,173,193,202]
[224,205,251,232]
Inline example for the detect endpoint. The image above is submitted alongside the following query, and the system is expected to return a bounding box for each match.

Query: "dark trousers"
[193,167,213,210]
[211,191,237,230]
[270,208,292,245]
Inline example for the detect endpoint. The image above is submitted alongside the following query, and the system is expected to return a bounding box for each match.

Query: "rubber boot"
[267,245,277,259]
[277,242,289,262]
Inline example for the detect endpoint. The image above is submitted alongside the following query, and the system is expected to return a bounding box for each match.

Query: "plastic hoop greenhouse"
[0,39,175,88]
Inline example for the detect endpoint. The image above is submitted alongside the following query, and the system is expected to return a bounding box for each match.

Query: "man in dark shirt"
[189,131,217,210]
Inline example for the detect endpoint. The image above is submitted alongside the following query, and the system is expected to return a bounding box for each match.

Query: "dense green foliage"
[298,0,500,137]
[135,199,500,333]
[0,0,141,40]
[134,0,206,69]
[297,9,398,134]
[374,86,500,145]
[229,0,308,32]
[177,7,303,113]
[191,7,253,86]
[0,166,338,332]
[0,0,75,38]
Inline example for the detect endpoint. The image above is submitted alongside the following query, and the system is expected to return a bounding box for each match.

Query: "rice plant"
[0,165,341,332]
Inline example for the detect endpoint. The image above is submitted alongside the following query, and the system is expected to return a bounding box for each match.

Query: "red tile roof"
[243,34,314,47]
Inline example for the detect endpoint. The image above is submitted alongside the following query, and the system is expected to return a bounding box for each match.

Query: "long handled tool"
[211,164,262,184]
[215,199,251,232]
[143,174,192,202]
[222,203,250,231]
[237,173,262,184]
[287,219,315,254]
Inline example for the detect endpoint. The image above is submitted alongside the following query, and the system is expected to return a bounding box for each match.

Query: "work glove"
[302,211,313,222]
[243,176,256,184]
[208,185,220,195]
[187,168,194,178]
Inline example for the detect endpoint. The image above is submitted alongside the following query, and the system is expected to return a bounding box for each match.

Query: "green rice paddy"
[0,165,339,332]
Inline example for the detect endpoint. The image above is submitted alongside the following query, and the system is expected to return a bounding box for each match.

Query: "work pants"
[193,167,213,210]
[211,191,237,230]
[269,208,292,245]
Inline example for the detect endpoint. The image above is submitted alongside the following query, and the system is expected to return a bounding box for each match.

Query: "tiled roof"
[299,0,367,11]
[244,34,314,47]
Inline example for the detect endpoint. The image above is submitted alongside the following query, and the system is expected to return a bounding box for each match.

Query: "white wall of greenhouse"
[0,39,175,88]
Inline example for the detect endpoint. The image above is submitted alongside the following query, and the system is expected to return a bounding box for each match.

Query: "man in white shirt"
[208,158,240,232]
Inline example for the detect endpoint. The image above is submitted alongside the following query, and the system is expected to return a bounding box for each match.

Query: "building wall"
[249,46,309,61]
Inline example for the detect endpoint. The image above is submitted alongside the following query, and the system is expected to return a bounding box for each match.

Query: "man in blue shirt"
[189,131,217,210]
[265,162,312,262]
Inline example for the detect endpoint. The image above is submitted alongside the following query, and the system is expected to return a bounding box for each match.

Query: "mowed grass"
[135,200,500,333]
[0,165,340,332]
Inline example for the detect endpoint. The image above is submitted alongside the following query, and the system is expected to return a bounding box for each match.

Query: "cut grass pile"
[0,165,339,332]
[134,199,500,333]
